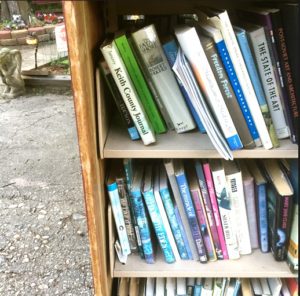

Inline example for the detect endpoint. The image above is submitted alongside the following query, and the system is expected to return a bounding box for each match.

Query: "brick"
[0,38,17,46]
[11,29,28,39]
[28,27,46,36]
[17,37,28,45]
[0,30,12,40]
[44,25,55,34]
[37,33,50,42]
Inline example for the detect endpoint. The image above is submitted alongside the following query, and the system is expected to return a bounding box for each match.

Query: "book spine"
[225,171,252,255]
[175,27,243,150]
[218,11,273,149]
[203,163,228,259]
[107,182,131,256]
[190,189,217,261]
[116,178,138,251]
[163,39,206,134]
[132,25,195,133]
[195,161,223,260]
[247,28,290,139]
[203,37,255,149]
[130,190,155,263]
[114,34,167,134]
[176,173,208,262]
[100,60,140,140]
[287,204,298,272]
[160,187,189,260]
[235,29,279,147]
[143,190,176,263]
[211,168,240,259]
[256,184,269,253]
[101,41,156,145]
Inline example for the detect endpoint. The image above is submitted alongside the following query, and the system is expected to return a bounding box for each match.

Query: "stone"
[28,27,46,36]
[72,213,85,221]
[11,29,28,39]
[0,30,12,40]
[37,33,50,43]
[0,38,17,46]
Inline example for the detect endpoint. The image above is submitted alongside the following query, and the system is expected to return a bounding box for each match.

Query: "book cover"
[117,278,130,296]
[114,33,167,134]
[159,163,189,260]
[260,278,271,296]
[164,159,199,260]
[250,278,262,296]
[100,39,156,145]
[99,60,140,141]
[280,279,292,296]
[209,159,240,260]
[223,160,252,255]
[142,164,176,263]
[234,26,279,148]
[166,277,176,296]
[174,25,243,151]
[285,278,298,296]
[262,159,294,261]
[155,277,165,296]
[177,278,187,296]
[186,162,217,261]
[238,160,259,249]
[246,160,269,253]
[267,278,282,296]
[194,160,223,260]
[131,24,196,133]
[202,161,229,259]
[242,22,290,140]
[130,164,155,264]
[202,278,213,296]
[241,279,254,296]
[174,159,208,263]
[129,278,139,296]
[187,278,195,296]
[196,8,273,150]
[194,278,203,296]
[163,38,206,134]
[199,31,255,149]
[213,278,223,296]
[145,277,155,296]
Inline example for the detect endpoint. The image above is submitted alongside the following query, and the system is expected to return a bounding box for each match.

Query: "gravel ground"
[0,87,94,295]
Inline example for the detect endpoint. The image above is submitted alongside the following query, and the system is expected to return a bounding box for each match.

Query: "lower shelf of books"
[112,249,296,278]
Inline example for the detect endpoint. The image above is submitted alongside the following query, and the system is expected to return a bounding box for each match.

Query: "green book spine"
[115,34,167,134]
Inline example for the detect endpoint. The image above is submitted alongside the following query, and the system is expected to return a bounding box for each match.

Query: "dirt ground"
[0,86,94,295]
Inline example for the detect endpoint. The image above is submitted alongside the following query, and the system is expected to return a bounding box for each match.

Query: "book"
[213,278,224,296]
[131,24,196,133]
[174,159,208,263]
[251,278,263,296]
[223,160,252,255]
[225,279,241,296]
[166,277,176,296]
[129,278,140,296]
[145,277,155,296]
[246,160,269,253]
[131,163,155,264]
[202,161,229,259]
[164,159,199,260]
[100,39,156,145]
[114,32,167,134]
[117,278,130,296]
[163,38,206,134]
[202,278,214,296]
[159,163,189,260]
[187,278,195,296]
[287,198,298,273]
[197,24,256,149]
[177,278,187,296]
[209,159,240,260]
[241,22,290,140]
[194,160,223,260]
[142,163,176,263]
[234,26,279,148]
[194,278,203,296]
[280,279,291,296]
[99,60,140,141]
[186,162,217,261]
[285,278,298,296]
[241,279,254,296]
[174,25,243,151]
[260,278,271,296]
[196,8,273,150]
[156,277,165,296]
[262,159,294,261]
[267,278,282,296]
[106,163,131,258]
[238,160,259,249]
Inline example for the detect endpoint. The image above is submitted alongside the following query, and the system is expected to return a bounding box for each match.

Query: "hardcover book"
[267,278,282,296]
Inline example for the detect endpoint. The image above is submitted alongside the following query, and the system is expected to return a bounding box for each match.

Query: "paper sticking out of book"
[114,240,128,264]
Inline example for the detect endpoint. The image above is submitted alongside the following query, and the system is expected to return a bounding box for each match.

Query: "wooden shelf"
[103,122,299,159]
[113,250,297,278]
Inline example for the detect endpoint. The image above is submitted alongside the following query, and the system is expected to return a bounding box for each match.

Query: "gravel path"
[0,87,94,295]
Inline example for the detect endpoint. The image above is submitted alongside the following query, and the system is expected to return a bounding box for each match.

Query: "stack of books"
[106,158,298,271]
[99,4,299,160]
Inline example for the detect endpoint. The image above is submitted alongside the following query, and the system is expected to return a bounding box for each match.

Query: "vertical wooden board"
[63,2,111,296]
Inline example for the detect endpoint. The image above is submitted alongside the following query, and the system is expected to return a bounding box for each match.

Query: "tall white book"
[131,24,195,133]
[100,39,156,145]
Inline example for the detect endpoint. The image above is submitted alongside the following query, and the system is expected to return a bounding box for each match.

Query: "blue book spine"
[163,39,206,133]
[256,184,269,253]
[193,284,202,296]
[176,173,207,262]
[159,187,189,260]
[131,189,155,263]
[174,205,193,260]
[215,40,260,143]
[143,190,176,263]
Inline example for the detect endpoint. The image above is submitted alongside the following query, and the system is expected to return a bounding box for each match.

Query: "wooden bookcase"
[63,1,298,295]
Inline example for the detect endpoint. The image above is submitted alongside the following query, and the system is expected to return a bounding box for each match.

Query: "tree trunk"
[17,1,30,24]
[3,1,30,24]
[1,1,11,21]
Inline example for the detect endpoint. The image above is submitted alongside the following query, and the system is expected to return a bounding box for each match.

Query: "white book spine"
[216,11,273,149]
[166,278,176,296]
[155,278,165,296]
[225,171,252,255]
[175,26,241,146]
[132,25,195,133]
[176,278,187,296]
[248,27,290,139]
[101,41,155,145]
